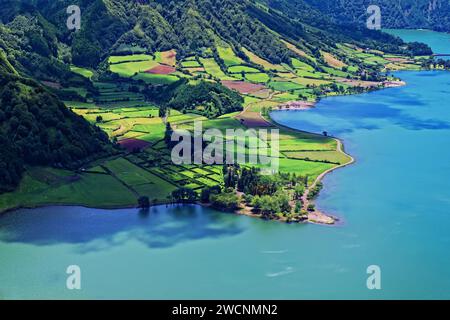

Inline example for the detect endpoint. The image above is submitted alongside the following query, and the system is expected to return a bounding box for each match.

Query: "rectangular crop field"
[217,47,244,66]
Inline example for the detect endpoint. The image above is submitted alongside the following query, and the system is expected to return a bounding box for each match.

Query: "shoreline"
[266,79,406,225]
[268,110,355,225]
[0,80,405,225]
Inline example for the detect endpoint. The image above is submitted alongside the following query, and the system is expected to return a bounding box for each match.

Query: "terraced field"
[51,40,422,209]
[200,57,235,80]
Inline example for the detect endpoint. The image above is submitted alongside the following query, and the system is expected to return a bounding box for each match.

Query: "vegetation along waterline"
[1,0,450,225]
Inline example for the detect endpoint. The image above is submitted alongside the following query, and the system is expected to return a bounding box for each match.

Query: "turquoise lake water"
[385,29,450,58]
[1,33,450,300]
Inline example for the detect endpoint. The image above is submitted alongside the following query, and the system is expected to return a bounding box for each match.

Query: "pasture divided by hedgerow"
[109,51,180,84]
[27,40,391,209]
[0,167,137,211]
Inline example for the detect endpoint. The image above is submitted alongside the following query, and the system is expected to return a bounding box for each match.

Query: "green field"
[245,73,270,83]
[109,54,153,64]
[228,65,260,73]
[284,150,352,165]
[74,106,159,124]
[154,50,177,66]
[136,125,165,142]
[295,69,329,79]
[278,158,335,180]
[217,47,244,66]
[181,60,201,68]
[133,73,179,85]
[70,66,94,78]
[291,58,315,71]
[247,100,279,112]
[278,137,336,151]
[103,158,176,199]
[272,92,299,102]
[321,67,351,78]
[200,58,235,80]
[110,60,159,77]
[290,77,332,86]
[0,168,137,211]
[269,80,305,91]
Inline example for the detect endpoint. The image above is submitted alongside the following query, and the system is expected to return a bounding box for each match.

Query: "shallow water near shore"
[1,70,450,299]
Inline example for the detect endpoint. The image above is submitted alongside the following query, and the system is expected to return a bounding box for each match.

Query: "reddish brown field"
[236,112,273,128]
[145,65,176,74]
[119,139,151,152]
[222,80,265,94]
[160,50,177,66]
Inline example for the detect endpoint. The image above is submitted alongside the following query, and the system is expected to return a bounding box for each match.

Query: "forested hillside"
[304,0,450,32]
[1,0,415,75]
[0,52,115,192]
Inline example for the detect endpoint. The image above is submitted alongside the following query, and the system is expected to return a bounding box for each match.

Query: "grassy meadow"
[0,38,424,213]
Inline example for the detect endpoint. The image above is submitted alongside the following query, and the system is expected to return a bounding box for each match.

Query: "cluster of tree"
[224,165,307,195]
[200,185,221,203]
[210,191,240,211]
[307,182,323,200]
[246,191,291,218]
[0,14,75,82]
[167,81,244,118]
[171,187,197,202]
[407,42,433,56]
[200,185,240,211]
[423,58,450,70]
[223,165,311,217]
[0,55,116,192]
[169,184,240,212]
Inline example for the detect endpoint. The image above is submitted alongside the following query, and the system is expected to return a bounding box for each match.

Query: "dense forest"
[167,81,243,118]
[304,0,450,32]
[0,0,417,76]
[0,52,115,192]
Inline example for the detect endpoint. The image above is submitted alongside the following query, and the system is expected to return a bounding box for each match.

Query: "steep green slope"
[259,0,406,50]
[0,49,17,74]
[0,53,115,192]
[0,13,80,82]
[304,0,450,32]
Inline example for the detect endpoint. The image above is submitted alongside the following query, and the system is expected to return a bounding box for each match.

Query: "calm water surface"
[385,29,450,59]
